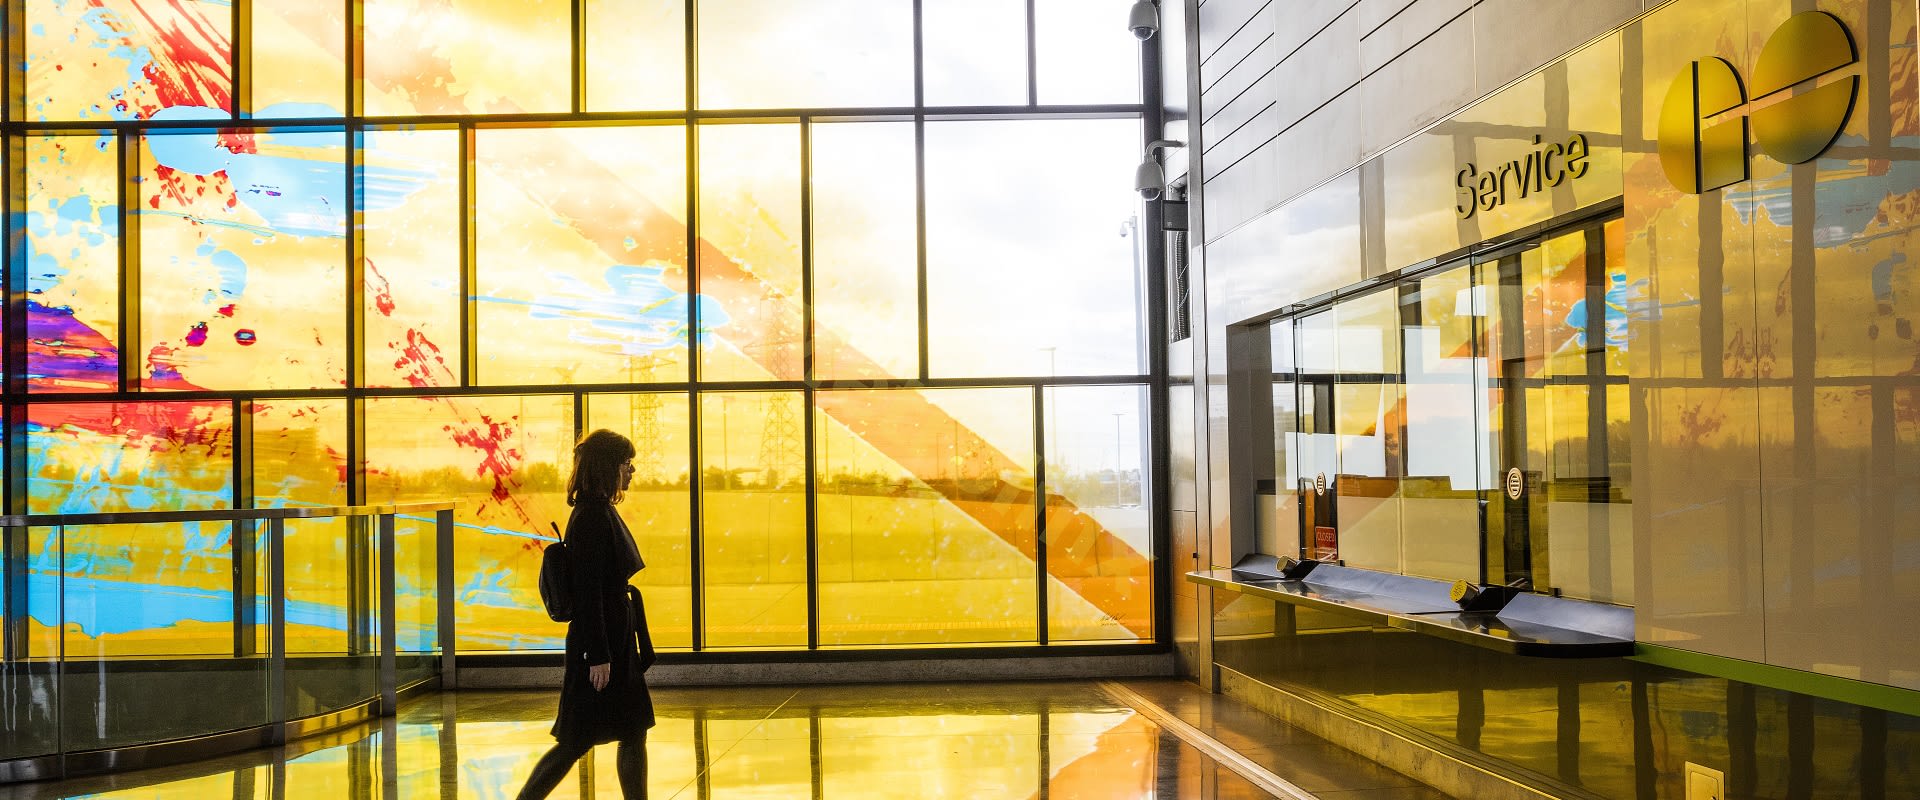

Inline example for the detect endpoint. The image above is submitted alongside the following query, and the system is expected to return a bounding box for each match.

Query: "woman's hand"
[589,663,611,691]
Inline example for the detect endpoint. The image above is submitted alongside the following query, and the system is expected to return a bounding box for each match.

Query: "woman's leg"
[615,734,649,798]
[515,739,593,800]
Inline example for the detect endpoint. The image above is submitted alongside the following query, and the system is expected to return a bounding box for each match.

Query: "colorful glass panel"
[361,395,573,651]
[362,128,463,388]
[925,120,1143,378]
[24,0,233,122]
[814,388,1038,646]
[27,402,235,658]
[362,0,570,116]
[474,125,694,386]
[697,123,802,382]
[811,122,920,380]
[584,0,687,112]
[248,0,347,118]
[250,398,351,654]
[700,391,806,649]
[25,134,121,393]
[1043,385,1152,642]
[584,393,694,650]
[695,0,914,110]
[138,129,347,390]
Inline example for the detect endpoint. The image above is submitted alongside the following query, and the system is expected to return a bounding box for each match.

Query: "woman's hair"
[568,429,637,506]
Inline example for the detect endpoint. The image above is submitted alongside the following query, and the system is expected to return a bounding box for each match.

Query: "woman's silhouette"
[518,429,656,799]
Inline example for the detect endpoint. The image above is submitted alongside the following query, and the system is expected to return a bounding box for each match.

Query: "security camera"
[1134,139,1184,200]
[1134,158,1165,200]
[1128,0,1158,41]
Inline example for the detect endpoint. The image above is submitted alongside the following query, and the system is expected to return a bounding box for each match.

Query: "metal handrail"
[0,500,457,528]
[0,501,460,783]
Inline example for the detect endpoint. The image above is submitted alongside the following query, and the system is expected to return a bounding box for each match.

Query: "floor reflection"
[12,682,1282,799]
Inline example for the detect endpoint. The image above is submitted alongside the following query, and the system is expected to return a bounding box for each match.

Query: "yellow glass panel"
[362,0,570,116]
[585,0,687,112]
[251,398,350,654]
[28,402,236,658]
[474,125,691,386]
[24,0,232,121]
[25,135,120,393]
[584,393,693,650]
[700,392,806,649]
[138,129,347,390]
[248,0,347,117]
[695,0,914,110]
[812,122,920,380]
[814,388,1037,646]
[1044,385,1153,643]
[697,123,803,382]
[362,395,573,651]
[362,128,463,388]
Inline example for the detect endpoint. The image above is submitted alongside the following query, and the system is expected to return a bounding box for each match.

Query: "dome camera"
[1128,0,1158,41]
[1134,159,1165,200]
[1134,140,1184,201]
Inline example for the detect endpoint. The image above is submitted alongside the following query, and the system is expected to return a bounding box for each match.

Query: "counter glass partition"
[1262,213,1632,602]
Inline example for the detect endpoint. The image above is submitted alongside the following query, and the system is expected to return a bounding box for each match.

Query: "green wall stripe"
[1632,644,1920,719]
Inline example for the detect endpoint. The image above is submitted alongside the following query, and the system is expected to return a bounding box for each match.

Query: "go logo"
[1658,11,1859,193]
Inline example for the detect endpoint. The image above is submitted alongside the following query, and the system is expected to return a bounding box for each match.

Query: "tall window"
[5,0,1157,654]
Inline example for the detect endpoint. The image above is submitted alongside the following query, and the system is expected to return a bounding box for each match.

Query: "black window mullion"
[1033,384,1048,645]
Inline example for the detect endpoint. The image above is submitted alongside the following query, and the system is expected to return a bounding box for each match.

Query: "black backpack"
[539,521,574,622]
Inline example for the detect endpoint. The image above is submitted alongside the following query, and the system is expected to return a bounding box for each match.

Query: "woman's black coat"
[550,498,656,745]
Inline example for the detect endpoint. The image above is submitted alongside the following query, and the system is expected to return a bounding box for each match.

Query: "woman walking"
[518,429,657,799]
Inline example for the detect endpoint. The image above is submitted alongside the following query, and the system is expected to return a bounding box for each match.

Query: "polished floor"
[7,681,1454,800]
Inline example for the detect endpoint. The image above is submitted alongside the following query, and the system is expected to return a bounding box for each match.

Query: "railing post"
[267,516,288,744]
[378,512,397,715]
[233,518,258,658]
[2,524,24,661]
[436,508,456,690]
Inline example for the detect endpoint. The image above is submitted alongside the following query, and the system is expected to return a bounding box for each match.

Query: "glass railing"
[0,502,456,783]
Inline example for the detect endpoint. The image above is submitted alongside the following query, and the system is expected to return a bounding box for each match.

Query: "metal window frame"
[0,0,1170,659]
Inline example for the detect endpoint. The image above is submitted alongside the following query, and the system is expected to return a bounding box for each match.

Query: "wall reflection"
[1213,595,1920,800]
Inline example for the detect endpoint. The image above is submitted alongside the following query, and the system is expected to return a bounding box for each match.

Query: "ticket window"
[1292,310,1341,560]
[1478,220,1632,603]
[1259,215,1631,604]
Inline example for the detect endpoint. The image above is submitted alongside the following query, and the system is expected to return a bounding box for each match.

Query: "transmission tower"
[629,392,664,484]
[750,294,805,488]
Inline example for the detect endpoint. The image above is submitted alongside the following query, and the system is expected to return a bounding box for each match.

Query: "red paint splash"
[216,129,258,154]
[392,329,456,388]
[447,414,524,504]
[216,304,236,317]
[125,0,235,117]
[184,321,208,347]
[32,401,234,459]
[365,258,397,317]
[146,162,237,210]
